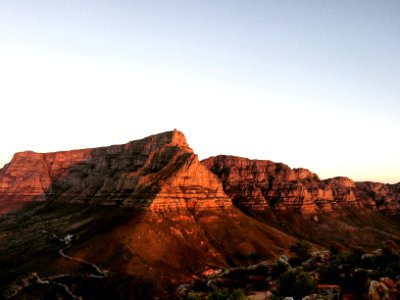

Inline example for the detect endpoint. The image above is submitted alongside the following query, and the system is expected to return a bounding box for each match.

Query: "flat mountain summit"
[0,130,399,298]
[1,129,398,215]
[0,130,231,214]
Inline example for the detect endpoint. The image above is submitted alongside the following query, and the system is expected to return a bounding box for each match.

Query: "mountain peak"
[170,128,189,147]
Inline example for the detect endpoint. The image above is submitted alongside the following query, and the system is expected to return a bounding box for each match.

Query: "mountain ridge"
[202,155,400,214]
[0,130,399,298]
[1,130,399,215]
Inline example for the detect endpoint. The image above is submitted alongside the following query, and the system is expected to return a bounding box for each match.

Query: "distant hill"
[202,155,400,214]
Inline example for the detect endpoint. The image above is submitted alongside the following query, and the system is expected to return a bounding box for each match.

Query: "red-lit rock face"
[355,181,400,212]
[0,130,231,213]
[0,150,92,199]
[202,155,400,214]
[1,131,398,216]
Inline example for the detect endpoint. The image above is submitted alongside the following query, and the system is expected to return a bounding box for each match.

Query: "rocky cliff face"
[355,181,400,212]
[1,132,398,215]
[202,155,400,214]
[0,130,231,213]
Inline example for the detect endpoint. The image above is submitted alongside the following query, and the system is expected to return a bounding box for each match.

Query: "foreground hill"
[0,130,399,298]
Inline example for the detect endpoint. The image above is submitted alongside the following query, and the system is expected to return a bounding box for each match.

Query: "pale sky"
[1,1,399,183]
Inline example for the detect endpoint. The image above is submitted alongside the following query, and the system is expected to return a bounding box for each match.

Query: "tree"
[207,287,229,300]
[207,288,247,300]
[228,289,247,300]
[278,268,316,300]
[271,260,290,280]
[289,240,312,266]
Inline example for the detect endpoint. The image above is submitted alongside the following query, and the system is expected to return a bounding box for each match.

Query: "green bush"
[278,268,316,300]
[207,288,247,300]
[289,240,312,266]
[186,292,201,300]
[271,260,290,280]
[207,287,229,300]
[228,289,247,300]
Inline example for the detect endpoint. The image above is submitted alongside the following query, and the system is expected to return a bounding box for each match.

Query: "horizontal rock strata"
[1,131,398,215]
[0,130,232,212]
[202,155,400,214]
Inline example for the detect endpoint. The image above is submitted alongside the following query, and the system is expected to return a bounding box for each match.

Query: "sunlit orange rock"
[1,131,398,215]
[0,130,231,213]
[202,155,400,214]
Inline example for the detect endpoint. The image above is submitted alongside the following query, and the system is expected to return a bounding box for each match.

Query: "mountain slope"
[202,155,400,248]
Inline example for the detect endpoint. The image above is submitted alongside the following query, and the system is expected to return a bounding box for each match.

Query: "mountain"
[0,130,399,299]
[202,155,400,214]
[0,130,231,213]
[0,130,294,298]
[202,155,400,248]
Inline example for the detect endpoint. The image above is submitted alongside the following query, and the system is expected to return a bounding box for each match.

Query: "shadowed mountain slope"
[0,130,294,299]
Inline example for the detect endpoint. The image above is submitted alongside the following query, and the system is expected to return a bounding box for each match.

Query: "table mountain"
[0,130,294,298]
[0,130,399,299]
[0,130,231,214]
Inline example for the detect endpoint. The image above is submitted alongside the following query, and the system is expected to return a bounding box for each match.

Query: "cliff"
[1,132,398,215]
[0,130,231,213]
[355,181,400,212]
[202,155,400,214]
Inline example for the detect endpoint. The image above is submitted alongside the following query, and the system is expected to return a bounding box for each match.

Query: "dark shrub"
[278,268,316,300]
[289,240,312,266]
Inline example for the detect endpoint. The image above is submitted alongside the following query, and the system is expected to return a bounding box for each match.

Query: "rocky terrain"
[202,155,400,214]
[0,130,399,299]
[2,130,398,215]
[0,130,231,214]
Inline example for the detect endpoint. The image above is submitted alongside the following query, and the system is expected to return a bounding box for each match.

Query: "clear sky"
[1,1,399,183]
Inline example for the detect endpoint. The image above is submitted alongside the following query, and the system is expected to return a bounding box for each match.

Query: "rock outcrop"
[368,277,400,300]
[355,181,400,213]
[202,155,400,214]
[0,130,231,213]
[1,132,399,215]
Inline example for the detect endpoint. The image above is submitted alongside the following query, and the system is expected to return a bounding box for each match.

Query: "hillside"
[0,130,294,298]
[202,155,400,249]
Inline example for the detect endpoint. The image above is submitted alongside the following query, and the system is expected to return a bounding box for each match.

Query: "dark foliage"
[318,241,400,295]
[271,260,290,280]
[277,268,316,300]
[289,240,312,267]
[75,273,161,300]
